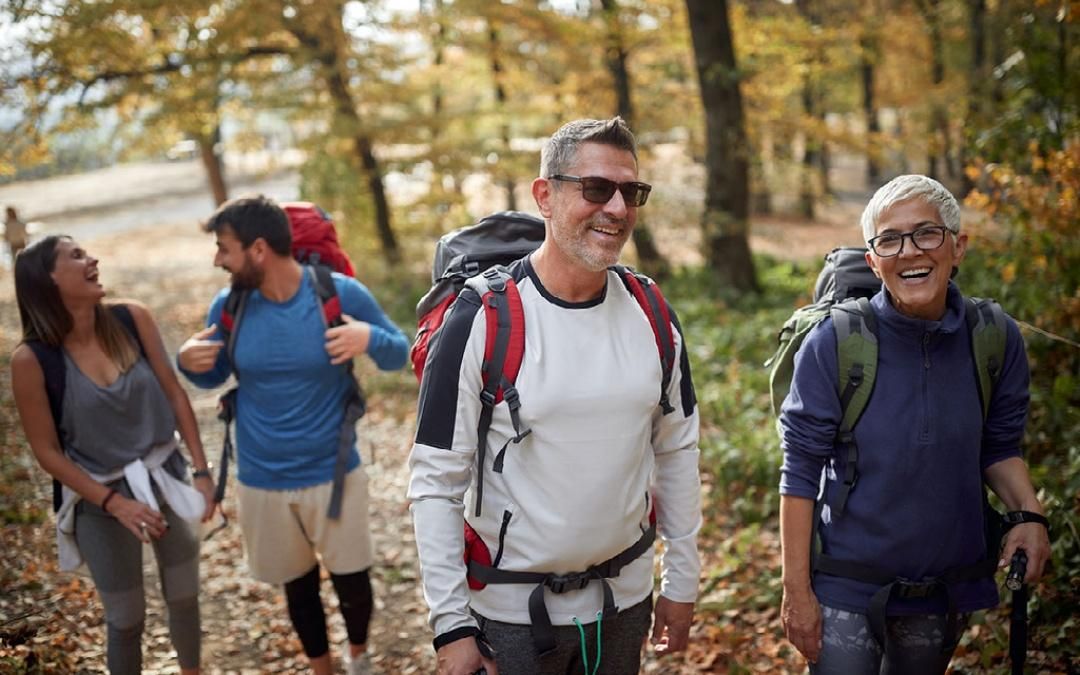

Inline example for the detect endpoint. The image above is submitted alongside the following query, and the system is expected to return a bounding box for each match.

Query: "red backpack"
[283,202,356,276]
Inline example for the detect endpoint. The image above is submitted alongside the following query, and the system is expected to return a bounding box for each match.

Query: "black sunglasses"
[549,175,652,207]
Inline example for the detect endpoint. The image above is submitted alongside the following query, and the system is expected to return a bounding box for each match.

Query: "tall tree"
[599,0,669,279]
[685,0,758,291]
[914,0,953,181]
[486,18,517,211]
[286,1,401,262]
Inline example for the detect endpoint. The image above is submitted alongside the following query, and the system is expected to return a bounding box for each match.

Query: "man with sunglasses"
[779,175,1049,673]
[409,117,702,674]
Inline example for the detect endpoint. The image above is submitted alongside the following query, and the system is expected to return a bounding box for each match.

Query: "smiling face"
[213,226,264,290]
[865,198,967,321]
[536,142,639,272]
[49,238,105,302]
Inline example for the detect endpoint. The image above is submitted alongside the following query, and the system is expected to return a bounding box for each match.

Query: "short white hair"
[860,175,960,242]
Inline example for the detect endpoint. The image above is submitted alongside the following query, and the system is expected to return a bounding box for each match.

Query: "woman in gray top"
[11,235,216,675]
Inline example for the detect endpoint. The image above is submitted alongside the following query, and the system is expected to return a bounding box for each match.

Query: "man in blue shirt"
[178,195,409,675]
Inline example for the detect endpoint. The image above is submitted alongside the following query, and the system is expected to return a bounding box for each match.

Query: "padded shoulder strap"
[109,303,146,357]
[26,341,65,436]
[308,264,344,328]
[614,265,676,415]
[464,266,526,404]
[465,266,528,518]
[220,289,249,371]
[830,297,879,434]
[965,297,1008,420]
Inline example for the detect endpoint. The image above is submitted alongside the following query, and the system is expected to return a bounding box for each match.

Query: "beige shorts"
[237,466,374,585]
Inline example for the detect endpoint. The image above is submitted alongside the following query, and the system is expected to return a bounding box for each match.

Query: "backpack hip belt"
[814,509,1047,655]
[466,523,656,655]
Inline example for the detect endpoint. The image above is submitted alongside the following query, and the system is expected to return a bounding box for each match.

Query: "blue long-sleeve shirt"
[779,282,1030,614]
[181,270,410,490]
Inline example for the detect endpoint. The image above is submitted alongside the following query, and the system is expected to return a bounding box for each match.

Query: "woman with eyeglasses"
[10,235,216,675]
[777,175,1050,674]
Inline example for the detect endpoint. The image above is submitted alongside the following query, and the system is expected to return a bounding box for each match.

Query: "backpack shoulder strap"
[219,288,250,371]
[28,339,67,514]
[826,296,878,518]
[464,265,529,518]
[26,340,66,440]
[613,265,676,415]
[965,297,1008,420]
[308,264,344,328]
[830,296,879,434]
[108,303,147,357]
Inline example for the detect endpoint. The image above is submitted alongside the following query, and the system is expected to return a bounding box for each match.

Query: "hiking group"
[8,116,1050,675]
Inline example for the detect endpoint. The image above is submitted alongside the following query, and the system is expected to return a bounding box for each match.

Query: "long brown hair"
[15,236,139,371]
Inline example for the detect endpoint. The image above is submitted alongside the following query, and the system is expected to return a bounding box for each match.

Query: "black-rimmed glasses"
[548,175,652,207]
[867,225,950,257]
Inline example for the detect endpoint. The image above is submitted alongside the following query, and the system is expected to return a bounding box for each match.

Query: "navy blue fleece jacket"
[779,282,1030,614]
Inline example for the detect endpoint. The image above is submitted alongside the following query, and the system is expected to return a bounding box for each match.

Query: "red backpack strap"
[464,266,531,517]
[305,264,364,519]
[307,264,344,327]
[615,265,676,415]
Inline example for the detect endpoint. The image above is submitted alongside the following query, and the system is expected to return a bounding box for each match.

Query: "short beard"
[230,258,263,291]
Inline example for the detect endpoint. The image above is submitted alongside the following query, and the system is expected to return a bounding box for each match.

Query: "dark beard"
[229,260,263,291]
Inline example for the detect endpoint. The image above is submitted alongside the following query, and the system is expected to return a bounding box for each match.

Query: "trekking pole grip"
[1006,549,1028,591]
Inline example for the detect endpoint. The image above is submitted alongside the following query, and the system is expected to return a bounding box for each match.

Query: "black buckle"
[465,261,480,276]
[545,571,591,594]
[894,577,939,599]
[479,389,497,408]
[483,268,507,293]
[503,385,520,410]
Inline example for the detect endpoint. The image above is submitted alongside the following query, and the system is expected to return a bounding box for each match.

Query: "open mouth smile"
[899,267,932,280]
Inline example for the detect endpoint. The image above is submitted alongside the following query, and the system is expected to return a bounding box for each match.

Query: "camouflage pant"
[809,604,970,675]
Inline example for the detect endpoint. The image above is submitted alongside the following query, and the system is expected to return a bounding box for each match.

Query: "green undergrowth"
[662,257,817,528]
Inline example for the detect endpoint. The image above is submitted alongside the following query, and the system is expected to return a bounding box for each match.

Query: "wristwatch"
[192,465,212,479]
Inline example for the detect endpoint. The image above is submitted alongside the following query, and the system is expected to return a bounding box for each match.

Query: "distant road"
[0,159,300,243]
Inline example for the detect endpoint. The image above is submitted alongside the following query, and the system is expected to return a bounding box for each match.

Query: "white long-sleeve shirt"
[408,258,702,640]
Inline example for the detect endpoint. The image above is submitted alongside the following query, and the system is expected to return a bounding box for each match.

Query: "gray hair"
[540,117,638,177]
[860,175,961,242]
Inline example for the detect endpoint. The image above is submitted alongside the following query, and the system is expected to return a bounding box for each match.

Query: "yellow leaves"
[1001,262,1017,284]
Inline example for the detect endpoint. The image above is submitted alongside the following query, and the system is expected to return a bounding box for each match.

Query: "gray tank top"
[60,353,178,475]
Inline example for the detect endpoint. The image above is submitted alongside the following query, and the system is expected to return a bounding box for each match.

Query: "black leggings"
[283,565,374,657]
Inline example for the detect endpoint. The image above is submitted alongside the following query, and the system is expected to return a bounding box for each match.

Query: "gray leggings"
[75,498,201,674]
[473,596,653,675]
[810,605,971,675]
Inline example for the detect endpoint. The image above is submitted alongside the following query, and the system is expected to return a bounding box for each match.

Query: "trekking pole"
[1006,550,1028,675]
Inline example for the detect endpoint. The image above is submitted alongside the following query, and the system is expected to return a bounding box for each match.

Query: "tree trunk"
[487,22,516,212]
[917,0,949,181]
[961,0,987,195]
[198,124,228,206]
[599,0,669,280]
[861,34,882,186]
[795,0,825,216]
[291,9,400,262]
[685,0,758,292]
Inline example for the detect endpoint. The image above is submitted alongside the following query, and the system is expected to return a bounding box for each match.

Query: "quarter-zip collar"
[872,280,966,339]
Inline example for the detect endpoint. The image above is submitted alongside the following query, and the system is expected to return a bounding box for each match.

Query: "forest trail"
[0,155,867,673]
